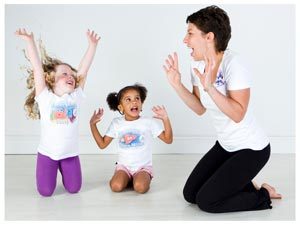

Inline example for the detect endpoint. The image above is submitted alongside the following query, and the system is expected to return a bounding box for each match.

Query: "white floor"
[5,154,295,221]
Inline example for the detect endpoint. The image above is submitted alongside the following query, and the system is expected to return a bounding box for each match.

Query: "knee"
[196,201,214,213]
[195,191,215,213]
[65,184,81,194]
[110,181,125,192]
[183,184,196,204]
[37,186,55,197]
[133,181,149,194]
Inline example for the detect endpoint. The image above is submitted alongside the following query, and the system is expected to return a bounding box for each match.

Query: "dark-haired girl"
[90,84,173,194]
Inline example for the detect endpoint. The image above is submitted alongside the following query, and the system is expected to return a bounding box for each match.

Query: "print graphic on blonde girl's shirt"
[50,100,78,124]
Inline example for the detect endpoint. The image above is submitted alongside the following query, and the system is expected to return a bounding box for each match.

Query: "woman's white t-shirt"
[35,87,85,160]
[190,50,269,152]
[105,116,163,172]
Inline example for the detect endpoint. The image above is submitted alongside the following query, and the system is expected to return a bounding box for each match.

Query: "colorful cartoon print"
[119,131,144,148]
[50,102,77,124]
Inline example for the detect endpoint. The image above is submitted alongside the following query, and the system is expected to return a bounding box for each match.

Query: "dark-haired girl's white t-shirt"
[105,116,163,172]
[190,50,269,152]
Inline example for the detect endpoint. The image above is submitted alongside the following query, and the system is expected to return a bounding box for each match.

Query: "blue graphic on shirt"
[50,103,77,124]
[119,131,145,148]
[215,71,225,87]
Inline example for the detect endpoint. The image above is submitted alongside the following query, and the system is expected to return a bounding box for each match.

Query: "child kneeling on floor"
[90,83,173,193]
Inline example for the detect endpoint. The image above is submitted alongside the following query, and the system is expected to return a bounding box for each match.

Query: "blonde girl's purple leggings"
[36,152,82,197]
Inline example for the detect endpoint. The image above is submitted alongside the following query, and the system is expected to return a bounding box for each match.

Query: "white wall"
[5,4,295,154]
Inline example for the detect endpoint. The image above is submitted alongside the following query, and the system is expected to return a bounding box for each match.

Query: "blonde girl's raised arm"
[77,29,100,89]
[15,28,46,96]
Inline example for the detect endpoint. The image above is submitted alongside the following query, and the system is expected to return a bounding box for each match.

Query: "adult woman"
[163,5,281,213]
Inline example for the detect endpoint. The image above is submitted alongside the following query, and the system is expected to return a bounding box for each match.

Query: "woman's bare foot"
[261,183,282,199]
[252,181,260,190]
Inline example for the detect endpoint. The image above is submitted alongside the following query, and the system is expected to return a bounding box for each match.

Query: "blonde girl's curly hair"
[23,40,81,119]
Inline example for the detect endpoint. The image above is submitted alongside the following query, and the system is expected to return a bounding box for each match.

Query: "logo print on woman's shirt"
[215,71,225,87]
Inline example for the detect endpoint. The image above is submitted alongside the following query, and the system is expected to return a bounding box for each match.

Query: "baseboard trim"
[5,135,295,154]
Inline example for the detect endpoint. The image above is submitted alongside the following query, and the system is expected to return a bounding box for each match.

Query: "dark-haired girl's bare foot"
[261,183,282,199]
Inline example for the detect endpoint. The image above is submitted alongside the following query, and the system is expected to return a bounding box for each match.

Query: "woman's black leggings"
[183,141,272,213]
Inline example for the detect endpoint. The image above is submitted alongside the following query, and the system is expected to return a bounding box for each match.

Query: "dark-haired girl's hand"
[152,105,168,121]
[163,52,182,89]
[90,108,104,125]
[154,105,173,144]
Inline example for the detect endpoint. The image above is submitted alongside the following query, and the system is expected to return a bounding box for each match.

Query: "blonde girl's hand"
[15,28,34,42]
[193,54,215,92]
[163,52,182,88]
[86,29,101,45]
[90,108,104,125]
[152,105,169,121]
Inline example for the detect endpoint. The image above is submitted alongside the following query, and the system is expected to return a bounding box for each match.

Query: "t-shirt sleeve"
[225,58,251,91]
[72,87,86,102]
[150,118,164,138]
[105,119,117,138]
[34,87,52,108]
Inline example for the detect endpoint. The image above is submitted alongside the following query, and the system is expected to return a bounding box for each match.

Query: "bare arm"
[207,87,250,123]
[174,83,206,115]
[15,28,46,96]
[163,52,206,115]
[193,55,249,123]
[77,29,101,89]
[89,108,113,149]
[152,106,173,144]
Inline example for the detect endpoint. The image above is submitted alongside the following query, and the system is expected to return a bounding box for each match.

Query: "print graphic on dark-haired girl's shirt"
[119,130,145,148]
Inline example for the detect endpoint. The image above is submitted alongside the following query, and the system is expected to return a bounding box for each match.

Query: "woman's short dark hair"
[186,5,231,52]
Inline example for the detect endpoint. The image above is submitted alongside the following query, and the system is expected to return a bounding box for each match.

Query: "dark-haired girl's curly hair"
[106,83,147,114]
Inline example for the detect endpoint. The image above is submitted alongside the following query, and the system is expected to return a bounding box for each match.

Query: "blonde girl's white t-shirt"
[105,116,163,172]
[35,87,85,160]
[191,50,269,152]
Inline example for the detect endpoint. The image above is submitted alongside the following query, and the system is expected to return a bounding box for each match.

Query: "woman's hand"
[86,29,100,45]
[90,108,104,125]
[193,54,215,92]
[15,28,34,42]
[152,105,169,121]
[163,52,182,88]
